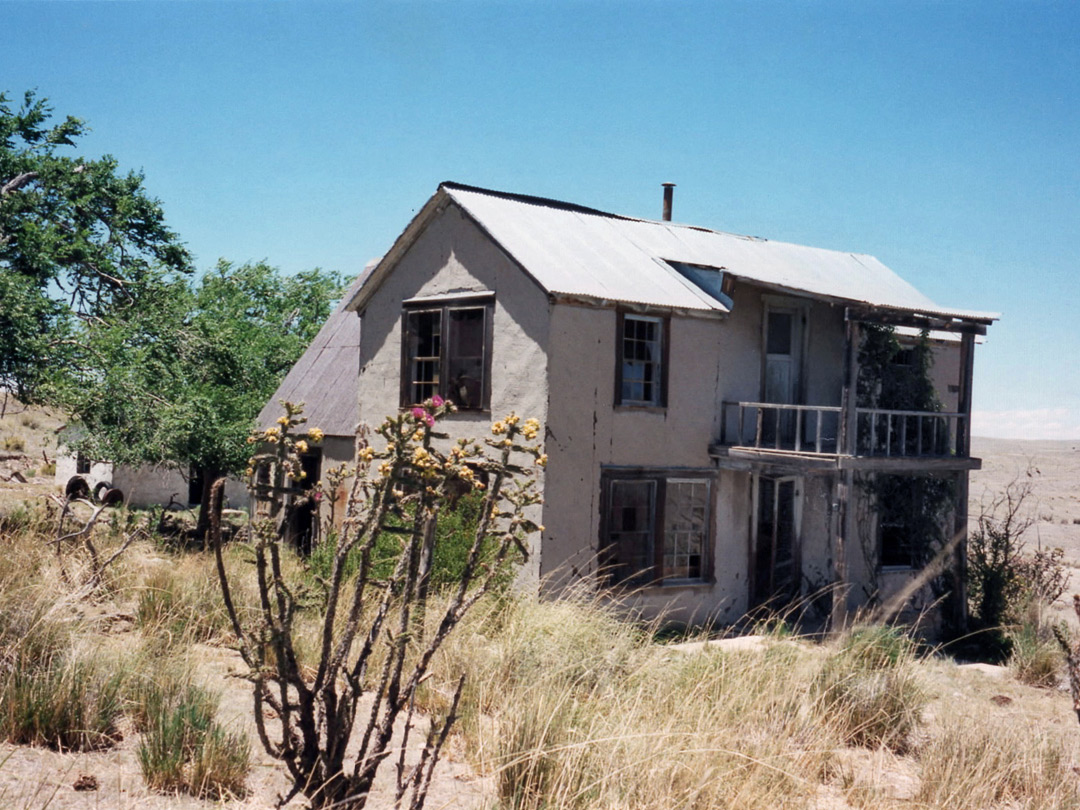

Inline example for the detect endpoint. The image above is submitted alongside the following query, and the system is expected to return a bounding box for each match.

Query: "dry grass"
[4,488,1080,809]
[0,500,257,801]
[420,590,1080,810]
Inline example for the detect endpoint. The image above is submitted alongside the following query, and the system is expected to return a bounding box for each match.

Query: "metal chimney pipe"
[662,182,675,221]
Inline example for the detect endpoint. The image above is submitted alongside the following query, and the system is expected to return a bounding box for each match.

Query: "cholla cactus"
[213,398,544,810]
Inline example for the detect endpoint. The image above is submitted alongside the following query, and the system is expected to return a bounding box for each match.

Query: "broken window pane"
[620,315,663,406]
[406,309,441,404]
[402,300,491,410]
[605,479,655,585]
[446,307,485,409]
[662,480,709,581]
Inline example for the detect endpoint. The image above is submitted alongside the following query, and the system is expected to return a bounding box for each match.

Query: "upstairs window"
[401,299,493,411]
[601,473,711,586]
[617,313,667,407]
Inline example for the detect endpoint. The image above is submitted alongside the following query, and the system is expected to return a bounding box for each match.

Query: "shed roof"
[258,271,369,437]
[348,182,998,328]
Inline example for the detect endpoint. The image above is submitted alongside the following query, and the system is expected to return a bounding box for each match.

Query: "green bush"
[307,491,510,592]
[135,675,249,799]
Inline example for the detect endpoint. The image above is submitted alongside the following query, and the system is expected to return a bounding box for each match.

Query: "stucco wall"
[355,217,969,627]
[542,282,855,624]
[356,202,550,585]
[314,435,358,528]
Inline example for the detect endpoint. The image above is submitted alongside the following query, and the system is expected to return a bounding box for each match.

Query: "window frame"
[399,296,494,412]
[615,311,669,408]
[600,469,713,587]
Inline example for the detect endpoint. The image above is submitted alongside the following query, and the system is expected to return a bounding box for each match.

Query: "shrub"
[1008,622,1062,688]
[812,625,925,752]
[967,479,1036,631]
[135,674,249,799]
[2,435,25,452]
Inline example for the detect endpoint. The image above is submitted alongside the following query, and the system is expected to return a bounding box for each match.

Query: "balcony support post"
[956,332,975,458]
[949,332,976,633]
[839,316,861,456]
[831,471,853,631]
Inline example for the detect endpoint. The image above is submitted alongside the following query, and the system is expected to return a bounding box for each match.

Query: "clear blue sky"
[4,1,1078,438]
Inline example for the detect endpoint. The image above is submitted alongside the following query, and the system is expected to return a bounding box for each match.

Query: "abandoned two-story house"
[291,182,998,628]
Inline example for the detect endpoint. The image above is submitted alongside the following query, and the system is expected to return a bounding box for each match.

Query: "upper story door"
[762,303,807,446]
[763,306,804,405]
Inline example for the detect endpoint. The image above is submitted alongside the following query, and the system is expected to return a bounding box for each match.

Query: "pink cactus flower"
[412,407,426,421]
[424,413,435,427]
[431,395,444,407]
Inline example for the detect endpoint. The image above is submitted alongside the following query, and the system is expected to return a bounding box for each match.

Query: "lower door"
[753,476,801,608]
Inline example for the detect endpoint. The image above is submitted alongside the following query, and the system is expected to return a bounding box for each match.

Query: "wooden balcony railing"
[720,401,969,459]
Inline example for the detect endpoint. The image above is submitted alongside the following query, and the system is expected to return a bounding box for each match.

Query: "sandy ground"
[0,640,489,810]
[970,437,1080,557]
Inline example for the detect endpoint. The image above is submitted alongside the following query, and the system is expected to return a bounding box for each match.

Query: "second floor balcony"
[712,401,979,472]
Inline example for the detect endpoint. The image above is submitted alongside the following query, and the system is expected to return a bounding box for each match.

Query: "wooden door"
[753,476,801,607]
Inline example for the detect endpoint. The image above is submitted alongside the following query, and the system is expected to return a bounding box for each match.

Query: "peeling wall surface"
[543,282,862,624]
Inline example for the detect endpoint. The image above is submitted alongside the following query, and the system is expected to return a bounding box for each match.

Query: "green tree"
[59,260,342,535]
[1,90,190,398]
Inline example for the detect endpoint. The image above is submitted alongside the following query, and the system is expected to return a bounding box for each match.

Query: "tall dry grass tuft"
[812,625,926,752]
[0,584,127,751]
[916,718,1080,809]
[132,543,270,652]
[430,590,858,810]
[133,665,250,800]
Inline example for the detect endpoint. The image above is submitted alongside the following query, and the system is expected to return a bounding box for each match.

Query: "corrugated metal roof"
[440,183,997,324]
[258,272,368,437]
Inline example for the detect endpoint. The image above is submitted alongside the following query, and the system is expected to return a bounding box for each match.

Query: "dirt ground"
[0,643,488,810]
[970,436,1080,561]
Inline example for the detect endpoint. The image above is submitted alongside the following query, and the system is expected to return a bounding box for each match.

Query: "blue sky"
[4,1,1078,438]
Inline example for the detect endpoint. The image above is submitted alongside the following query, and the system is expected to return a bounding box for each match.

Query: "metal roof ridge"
[440,181,637,222]
[438,182,905,261]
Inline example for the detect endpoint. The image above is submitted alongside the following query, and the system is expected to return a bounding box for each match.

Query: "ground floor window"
[601,472,712,586]
[874,473,954,569]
